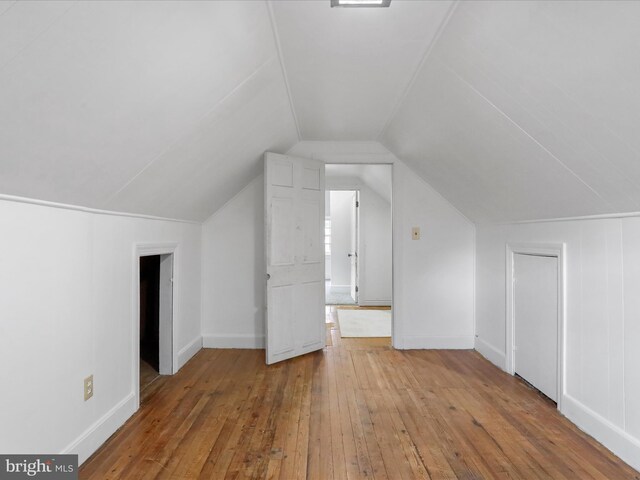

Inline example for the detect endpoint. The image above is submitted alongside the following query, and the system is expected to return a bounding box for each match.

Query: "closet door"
[514,253,559,401]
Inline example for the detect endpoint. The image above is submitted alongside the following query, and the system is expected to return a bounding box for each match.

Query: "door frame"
[132,242,178,409]
[350,190,359,304]
[326,189,360,303]
[506,242,566,411]
[325,163,394,344]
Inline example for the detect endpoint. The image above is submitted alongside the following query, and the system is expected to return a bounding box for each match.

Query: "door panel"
[270,197,295,266]
[298,280,325,347]
[302,200,322,263]
[265,152,325,365]
[269,285,295,356]
[514,253,559,401]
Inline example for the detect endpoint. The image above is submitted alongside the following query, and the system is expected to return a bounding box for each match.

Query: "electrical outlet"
[84,375,94,401]
[412,227,420,240]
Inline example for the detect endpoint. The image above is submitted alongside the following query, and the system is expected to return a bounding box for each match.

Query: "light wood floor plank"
[80,309,640,480]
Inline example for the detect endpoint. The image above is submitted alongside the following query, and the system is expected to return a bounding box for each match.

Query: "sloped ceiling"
[0,1,298,221]
[269,0,454,140]
[2,1,639,223]
[381,1,640,223]
[326,164,392,203]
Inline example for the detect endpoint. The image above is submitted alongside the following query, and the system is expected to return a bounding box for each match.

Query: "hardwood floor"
[139,359,161,402]
[81,323,639,479]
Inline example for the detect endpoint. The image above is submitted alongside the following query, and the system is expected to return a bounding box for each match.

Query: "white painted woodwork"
[476,217,640,472]
[349,191,359,303]
[264,152,325,364]
[0,199,202,463]
[513,253,558,401]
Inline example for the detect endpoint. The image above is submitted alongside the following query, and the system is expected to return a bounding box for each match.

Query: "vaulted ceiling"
[0,1,298,221]
[1,1,638,223]
[382,1,640,223]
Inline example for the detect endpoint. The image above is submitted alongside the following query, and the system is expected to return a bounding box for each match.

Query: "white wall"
[358,185,392,306]
[475,216,640,471]
[201,142,476,349]
[0,198,202,464]
[328,190,354,288]
[201,178,265,348]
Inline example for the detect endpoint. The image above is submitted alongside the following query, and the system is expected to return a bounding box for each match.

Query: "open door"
[265,152,325,365]
[349,191,359,303]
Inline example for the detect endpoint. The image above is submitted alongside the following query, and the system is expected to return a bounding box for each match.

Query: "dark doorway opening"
[140,255,161,393]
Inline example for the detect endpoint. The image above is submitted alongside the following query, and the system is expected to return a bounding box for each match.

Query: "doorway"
[506,243,565,408]
[137,251,174,402]
[263,153,394,365]
[325,190,359,306]
[324,164,393,344]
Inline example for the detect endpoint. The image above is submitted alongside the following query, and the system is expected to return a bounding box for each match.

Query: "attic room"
[1,0,639,478]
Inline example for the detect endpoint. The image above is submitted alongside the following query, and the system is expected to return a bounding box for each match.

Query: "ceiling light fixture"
[331,0,391,7]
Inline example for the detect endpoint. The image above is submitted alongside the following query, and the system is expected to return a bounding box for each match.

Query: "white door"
[349,191,358,303]
[514,253,559,401]
[265,152,325,365]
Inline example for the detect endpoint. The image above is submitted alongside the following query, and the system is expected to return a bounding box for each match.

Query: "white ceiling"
[270,0,454,140]
[382,1,640,223]
[0,1,298,220]
[325,164,392,202]
[2,1,639,223]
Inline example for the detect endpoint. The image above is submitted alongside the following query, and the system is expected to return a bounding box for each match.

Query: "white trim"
[399,335,474,350]
[506,242,566,412]
[562,394,640,472]
[500,210,640,225]
[133,243,179,411]
[62,392,136,465]
[474,337,506,370]
[203,333,265,349]
[177,336,203,369]
[0,193,198,224]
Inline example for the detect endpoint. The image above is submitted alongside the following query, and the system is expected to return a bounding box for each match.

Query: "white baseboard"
[399,335,474,350]
[202,333,265,349]
[177,335,202,369]
[562,394,640,472]
[358,300,392,307]
[474,337,506,370]
[62,392,136,465]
